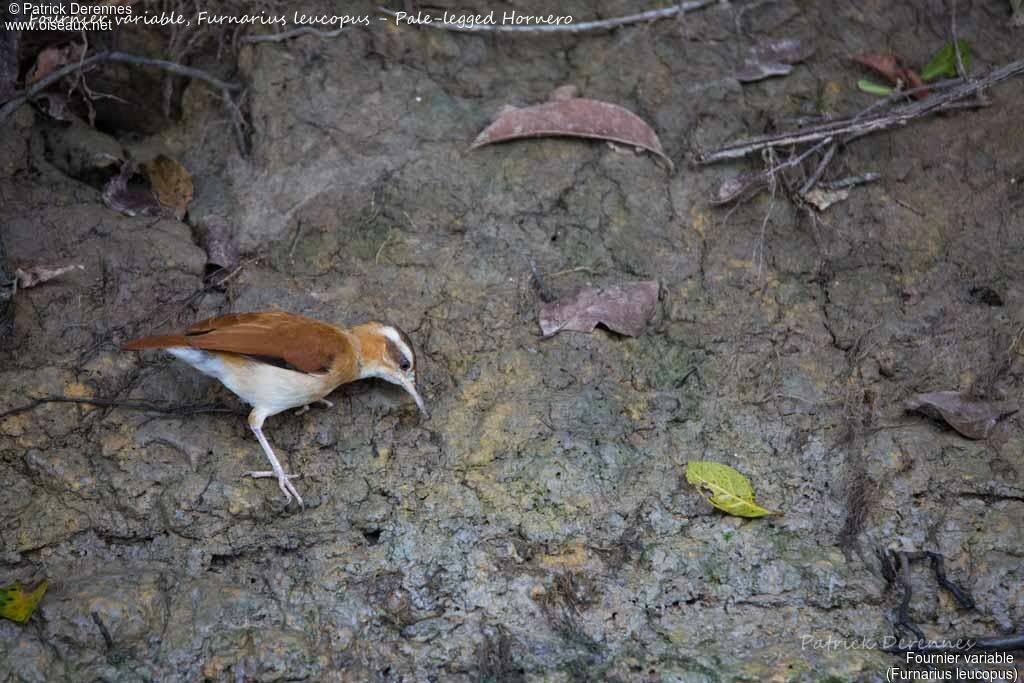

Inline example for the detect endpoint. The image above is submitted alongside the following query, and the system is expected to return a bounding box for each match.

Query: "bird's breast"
[169,347,336,417]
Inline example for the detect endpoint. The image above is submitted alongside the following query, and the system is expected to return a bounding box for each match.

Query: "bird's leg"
[293,398,334,416]
[244,410,304,507]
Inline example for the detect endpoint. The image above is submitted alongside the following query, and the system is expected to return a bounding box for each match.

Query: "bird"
[122,311,426,507]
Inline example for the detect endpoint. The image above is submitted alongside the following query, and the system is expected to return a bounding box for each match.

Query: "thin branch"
[0,396,242,421]
[950,0,968,79]
[699,58,1024,164]
[820,172,880,190]
[0,50,241,126]
[798,142,837,196]
[241,26,347,44]
[377,1,717,34]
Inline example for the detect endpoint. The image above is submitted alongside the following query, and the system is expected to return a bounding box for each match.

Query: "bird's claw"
[293,399,333,416]
[244,471,304,507]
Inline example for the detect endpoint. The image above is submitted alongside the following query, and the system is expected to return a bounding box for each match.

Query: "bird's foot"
[245,470,304,507]
[293,399,334,416]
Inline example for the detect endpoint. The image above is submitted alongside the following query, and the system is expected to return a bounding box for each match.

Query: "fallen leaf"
[142,155,193,221]
[685,461,779,518]
[921,40,972,81]
[26,43,85,85]
[471,90,670,166]
[856,79,894,96]
[35,92,74,121]
[803,187,849,211]
[712,170,770,205]
[539,281,659,338]
[853,53,927,98]
[199,215,239,272]
[0,581,48,623]
[14,264,84,289]
[102,161,163,218]
[736,38,814,83]
[905,391,1018,440]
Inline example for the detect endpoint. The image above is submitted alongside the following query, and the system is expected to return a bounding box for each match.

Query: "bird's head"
[351,322,427,416]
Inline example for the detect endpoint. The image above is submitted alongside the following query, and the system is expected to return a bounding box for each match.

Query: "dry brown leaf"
[200,215,239,272]
[15,264,84,289]
[102,161,163,218]
[35,93,74,121]
[471,91,670,166]
[539,281,659,338]
[803,187,849,211]
[712,170,770,205]
[26,43,86,85]
[142,155,194,221]
[905,391,1018,440]
[736,38,814,83]
[853,53,928,98]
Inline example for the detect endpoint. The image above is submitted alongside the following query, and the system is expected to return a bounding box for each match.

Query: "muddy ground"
[2,1,1023,681]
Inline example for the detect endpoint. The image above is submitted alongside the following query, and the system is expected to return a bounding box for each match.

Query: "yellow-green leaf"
[0,581,48,623]
[921,40,971,81]
[857,79,894,96]
[685,461,780,518]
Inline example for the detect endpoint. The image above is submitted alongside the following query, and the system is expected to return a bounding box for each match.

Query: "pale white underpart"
[167,347,330,418]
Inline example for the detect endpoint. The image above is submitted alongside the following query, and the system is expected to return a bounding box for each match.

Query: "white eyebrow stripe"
[381,326,413,364]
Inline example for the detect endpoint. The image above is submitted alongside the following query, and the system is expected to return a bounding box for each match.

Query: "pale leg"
[293,398,334,416]
[244,410,304,507]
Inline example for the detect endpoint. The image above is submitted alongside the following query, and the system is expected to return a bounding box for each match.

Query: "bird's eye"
[399,359,411,372]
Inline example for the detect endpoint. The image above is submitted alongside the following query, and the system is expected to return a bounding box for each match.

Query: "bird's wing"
[180,311,350,374]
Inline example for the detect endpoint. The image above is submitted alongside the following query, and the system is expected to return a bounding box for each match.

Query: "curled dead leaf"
[471,91,670,167]
[142,155,194,221]
[905,391,1018,440]
[27,43,86,85]
[712,170,770,205]
[803,187,849,211]
[539,281,659,338]
[102,161,163,218]
[14,264,84,289]
[198,215,239,273]
[736,38,814,83]
[852,53,927,98]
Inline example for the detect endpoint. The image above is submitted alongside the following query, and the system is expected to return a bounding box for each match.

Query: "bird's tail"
[122,334,189,351]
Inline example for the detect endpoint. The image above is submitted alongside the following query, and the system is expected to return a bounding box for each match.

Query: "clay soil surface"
[2,1,1023,680]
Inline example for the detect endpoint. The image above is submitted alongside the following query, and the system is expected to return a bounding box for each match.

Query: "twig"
[526,256,554,303]
[699,59,1024,163]
[241,26,347,44]
[950,0,967,80]
[0,396,242,421]
[375,228,395,266]
[819,172,880,190]
[798,142,837,196]
[377,1,717,34]
[882,550,975,645]
[289,220,305,264]
[754,156,777,280]
[550,266,596,277]
[0,50,242,127]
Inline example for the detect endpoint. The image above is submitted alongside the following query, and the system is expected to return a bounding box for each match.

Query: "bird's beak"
[397,375,428,418]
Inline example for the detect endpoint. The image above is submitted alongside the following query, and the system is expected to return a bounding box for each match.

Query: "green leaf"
[857,79,894,96]
[685,461,780,518]
[921,40,972,81]
[0,581,48,623]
